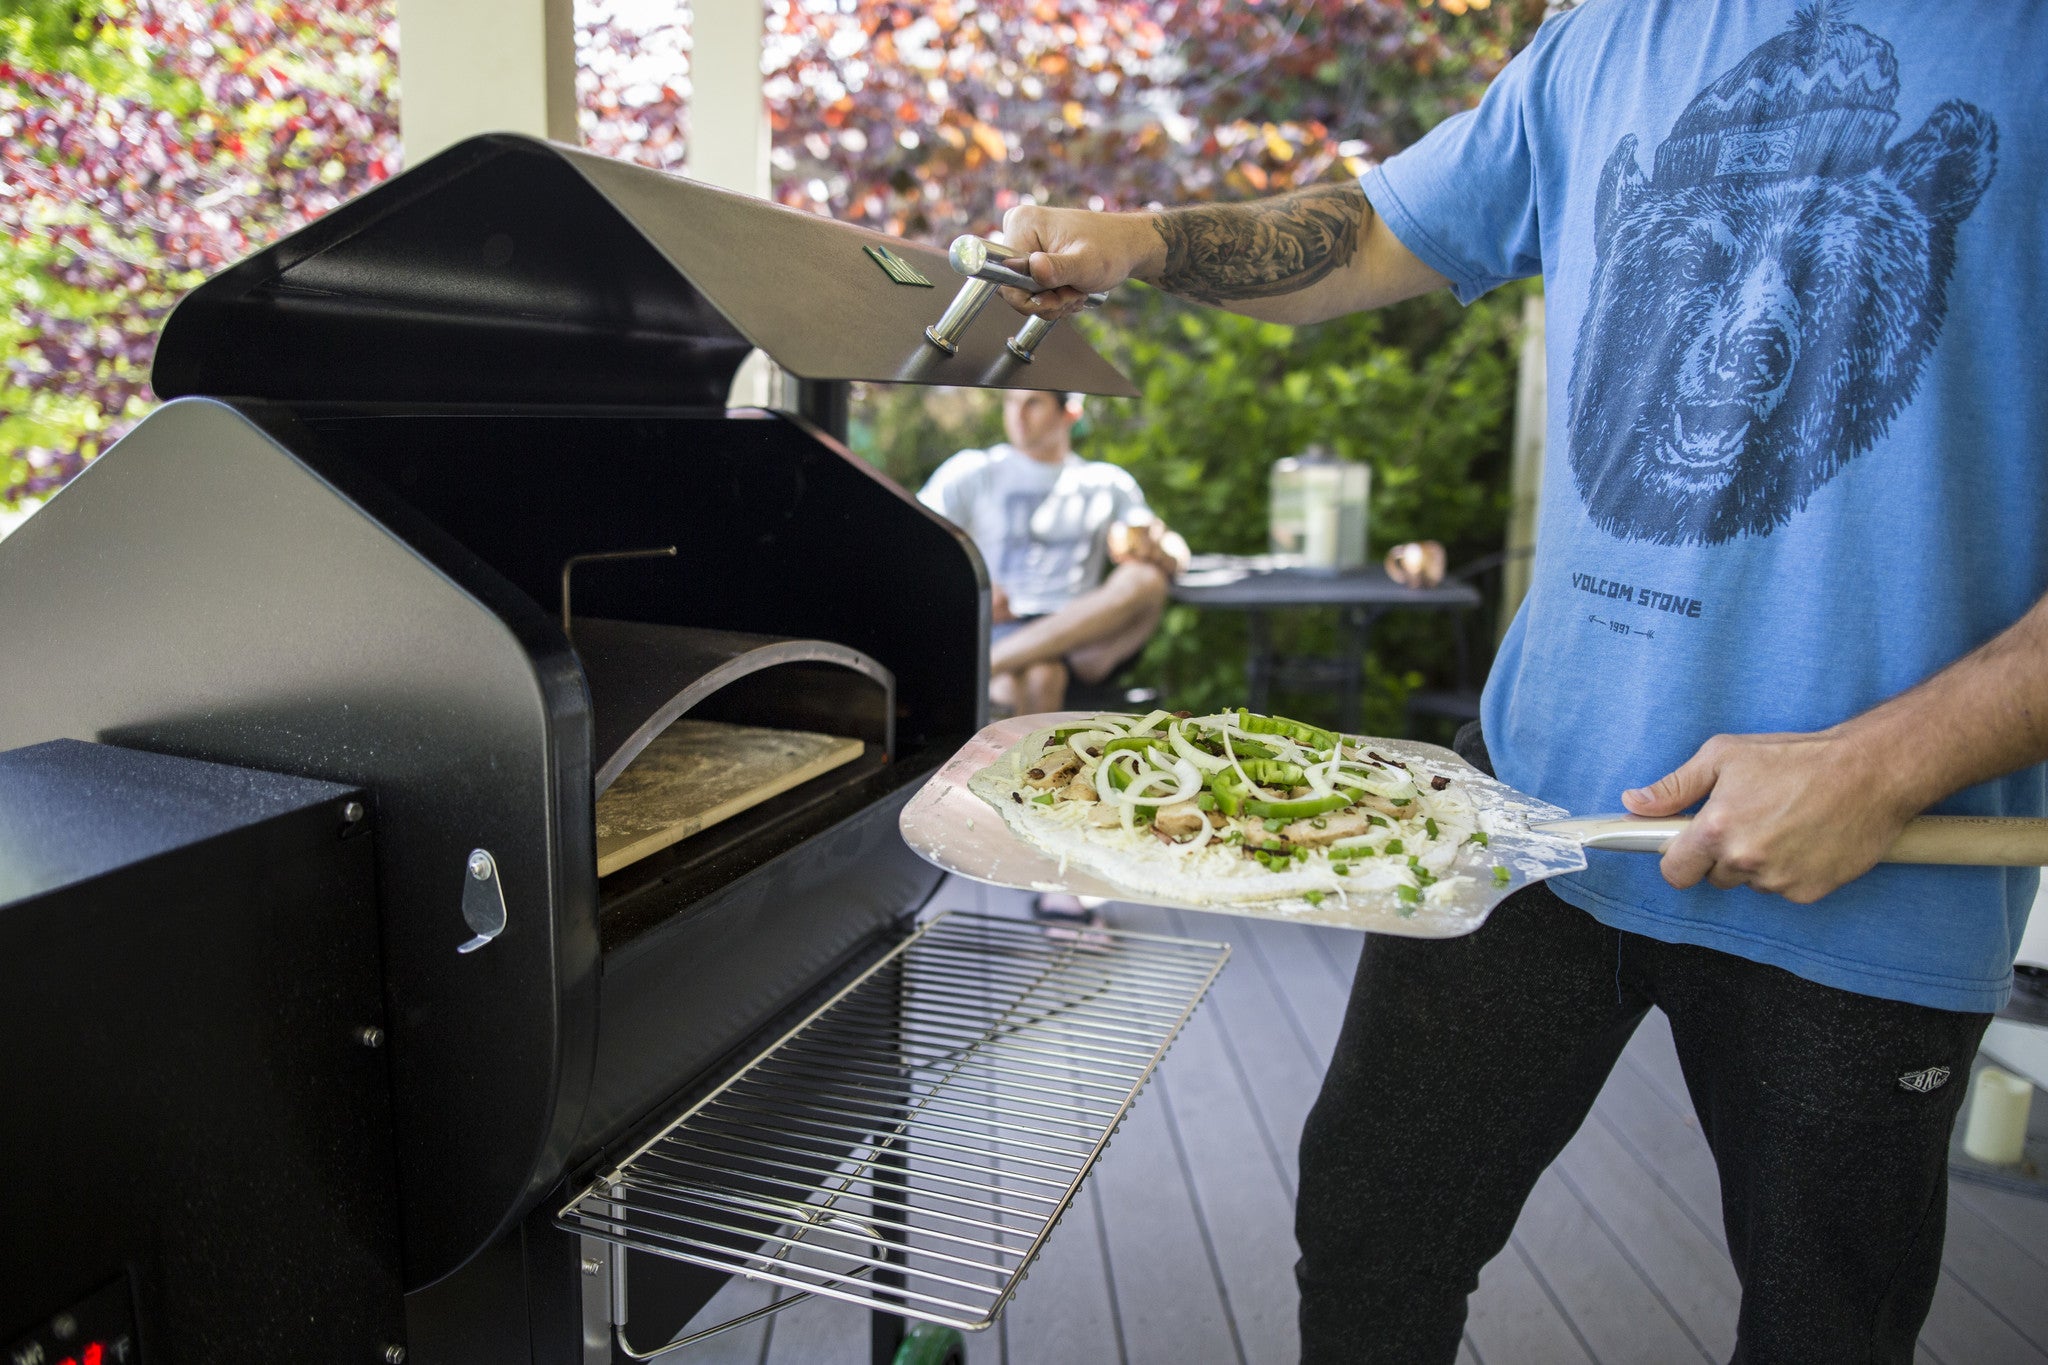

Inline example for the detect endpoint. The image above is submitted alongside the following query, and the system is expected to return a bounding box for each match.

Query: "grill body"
[0,133,1143,1362]
[0,741,402,1363]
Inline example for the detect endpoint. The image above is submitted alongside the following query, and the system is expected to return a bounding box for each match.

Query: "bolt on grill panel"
[557,911,1229,1332]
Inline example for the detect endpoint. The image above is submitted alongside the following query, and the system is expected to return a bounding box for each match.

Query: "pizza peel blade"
[897,712,1591,939]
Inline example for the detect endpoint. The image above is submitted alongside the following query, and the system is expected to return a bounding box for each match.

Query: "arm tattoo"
[1150,182,1368,305]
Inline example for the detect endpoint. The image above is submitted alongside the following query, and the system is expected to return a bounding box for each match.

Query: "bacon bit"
[1430,775,1451,791]
[1027,767,1045,780]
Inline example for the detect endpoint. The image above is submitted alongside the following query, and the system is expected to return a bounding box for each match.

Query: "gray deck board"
[1160,906,1326,1197]
[1465,1236,1597,1365]
[999,1180,1123,1365]
[1087,1038,1245,1363]
[658,883,2046,1363]
[1146,993,1302,1363]
[1512,1167,1714,1364]
[1555,1105,1742,1361]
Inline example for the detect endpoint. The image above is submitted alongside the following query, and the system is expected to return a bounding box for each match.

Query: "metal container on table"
[1269,444,1370,572]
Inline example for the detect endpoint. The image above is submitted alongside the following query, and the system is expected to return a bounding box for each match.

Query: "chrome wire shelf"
[558,910,1229,1334]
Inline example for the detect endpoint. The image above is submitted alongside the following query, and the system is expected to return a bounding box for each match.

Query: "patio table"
[1169,553,1481,733]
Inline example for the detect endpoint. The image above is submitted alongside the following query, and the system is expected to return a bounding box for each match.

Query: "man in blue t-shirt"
[988,3,2047,1360]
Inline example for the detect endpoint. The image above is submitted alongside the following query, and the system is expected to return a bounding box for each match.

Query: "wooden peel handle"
[1881,815,2048,866]
[1541,814,2048,866]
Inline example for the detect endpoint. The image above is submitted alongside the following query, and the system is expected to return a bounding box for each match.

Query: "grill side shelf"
[557,910,1229,1340]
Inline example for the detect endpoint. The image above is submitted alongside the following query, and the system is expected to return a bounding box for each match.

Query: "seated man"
[919,389,1187,715]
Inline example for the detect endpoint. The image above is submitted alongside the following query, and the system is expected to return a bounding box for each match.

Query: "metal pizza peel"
[898,713,2048,939]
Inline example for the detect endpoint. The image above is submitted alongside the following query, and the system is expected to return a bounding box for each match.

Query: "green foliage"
[0,0,398,506]
[767,0,1550,238]
[0,0,203,111]
[847,382,1004,492]
[1077,287,1525,731]
[849,286,1526,732]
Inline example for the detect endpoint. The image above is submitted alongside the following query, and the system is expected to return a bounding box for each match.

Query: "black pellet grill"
[0,134,1228,1364]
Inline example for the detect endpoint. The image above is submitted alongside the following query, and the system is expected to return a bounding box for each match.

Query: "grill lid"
[152,133,1137,405]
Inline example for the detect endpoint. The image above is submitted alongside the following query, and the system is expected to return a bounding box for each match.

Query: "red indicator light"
[85,1348,105,1365]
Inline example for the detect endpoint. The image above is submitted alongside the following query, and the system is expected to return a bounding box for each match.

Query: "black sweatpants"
[1295,726,1992,1365]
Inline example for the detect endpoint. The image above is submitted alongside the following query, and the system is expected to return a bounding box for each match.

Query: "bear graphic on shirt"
[1567,2,1997,547]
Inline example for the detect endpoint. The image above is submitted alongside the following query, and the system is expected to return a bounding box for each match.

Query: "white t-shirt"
[918,444,1148,618]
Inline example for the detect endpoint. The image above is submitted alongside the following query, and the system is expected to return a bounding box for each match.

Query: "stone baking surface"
[595,720,864,876]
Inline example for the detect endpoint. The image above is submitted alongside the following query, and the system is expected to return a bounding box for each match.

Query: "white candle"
[1962,1066,2034,1165]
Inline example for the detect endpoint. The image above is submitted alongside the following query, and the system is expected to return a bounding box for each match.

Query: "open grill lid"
[152,133,1137,406]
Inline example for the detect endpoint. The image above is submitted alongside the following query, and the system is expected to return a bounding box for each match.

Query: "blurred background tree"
[765,0,1541,236]
[3,0,1547,726]
[0,0,398,504]
[851,281,1526,733]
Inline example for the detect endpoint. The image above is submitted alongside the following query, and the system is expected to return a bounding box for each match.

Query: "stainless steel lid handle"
[1005,314,1057,362]
[926,235,1111,356]
[950,235,1111,305]
[948,235,1041,292]
[458,848,507,953]
[923,277,999,356]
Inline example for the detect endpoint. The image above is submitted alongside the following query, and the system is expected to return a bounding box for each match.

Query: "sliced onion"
[1354,764,1418,801]
[1169,722,1229,773]
[1174,811,1216,850]
[1066,729,1118,764]
[1100,753,1202,831]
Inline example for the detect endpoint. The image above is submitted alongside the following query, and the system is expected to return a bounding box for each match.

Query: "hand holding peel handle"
[1623,590,2048,902]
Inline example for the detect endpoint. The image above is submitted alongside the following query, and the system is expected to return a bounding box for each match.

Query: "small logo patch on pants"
[1898,1066,1952,1093]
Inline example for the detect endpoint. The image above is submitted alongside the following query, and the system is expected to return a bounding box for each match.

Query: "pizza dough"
[968,709,1513,919]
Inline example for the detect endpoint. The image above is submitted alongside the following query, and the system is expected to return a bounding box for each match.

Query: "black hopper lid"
[153,133,1137,407]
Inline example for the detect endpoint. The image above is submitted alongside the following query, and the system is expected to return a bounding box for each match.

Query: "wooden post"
[1499,291,1546,638]
[686,0,789,411]
[685,0,770,198]
[398,0,578,165]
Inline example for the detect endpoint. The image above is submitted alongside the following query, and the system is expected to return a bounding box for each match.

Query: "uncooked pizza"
[967,708,1511,916]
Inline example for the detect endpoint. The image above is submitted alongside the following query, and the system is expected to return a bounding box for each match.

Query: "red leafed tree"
[0,0,398,505]
[761,0,1546,239]
[1,0,1545,510]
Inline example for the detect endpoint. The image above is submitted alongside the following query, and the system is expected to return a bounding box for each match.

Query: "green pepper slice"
[1209,768,1248,817]
[1237,708,1341,752]
[1238,759,1307,787]
[1243,790,1353,821]
[1215,734,1280,761]
[1099,736,1170,760]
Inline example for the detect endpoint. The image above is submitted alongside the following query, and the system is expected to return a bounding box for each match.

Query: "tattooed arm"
[995,183,1448,324]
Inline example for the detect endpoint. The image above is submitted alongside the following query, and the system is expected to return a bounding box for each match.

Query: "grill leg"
[870,1306,907,1364]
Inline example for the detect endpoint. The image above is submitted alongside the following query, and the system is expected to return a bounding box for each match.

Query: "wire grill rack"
[558,910,1229,1333]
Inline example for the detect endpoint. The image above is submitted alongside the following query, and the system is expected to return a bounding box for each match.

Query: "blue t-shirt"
[1363,0,2046,1013]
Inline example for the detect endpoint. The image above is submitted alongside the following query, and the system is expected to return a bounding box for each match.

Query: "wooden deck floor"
[668,879,2048,1365]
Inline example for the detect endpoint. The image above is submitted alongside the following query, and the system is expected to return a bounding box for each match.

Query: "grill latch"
[457,849,507,954]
